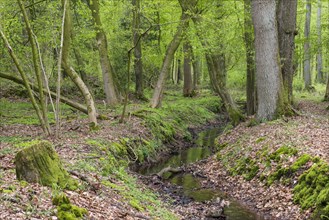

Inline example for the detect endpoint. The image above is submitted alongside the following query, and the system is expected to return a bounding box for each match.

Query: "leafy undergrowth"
[0,90,222,219]
[199,99,329,219]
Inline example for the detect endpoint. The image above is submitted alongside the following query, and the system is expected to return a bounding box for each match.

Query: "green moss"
[267,154,311,185]
[15,141,78,190]
[129,199,144,211]
[293,160,329,218]
[229,157,259,181]
[53,194,87,220]
[269,146,298,162]
[255,137,266,143]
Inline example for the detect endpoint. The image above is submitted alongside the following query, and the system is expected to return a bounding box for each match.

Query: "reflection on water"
[138,127,265,220]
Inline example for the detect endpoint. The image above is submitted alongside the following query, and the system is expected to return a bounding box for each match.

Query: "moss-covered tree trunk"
[15,141,77,190]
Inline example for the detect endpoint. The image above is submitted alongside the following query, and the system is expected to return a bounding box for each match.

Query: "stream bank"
[135,126,266,220]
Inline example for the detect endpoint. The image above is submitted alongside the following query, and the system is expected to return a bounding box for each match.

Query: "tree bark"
[252,0,288,121]
[316,0,323,83]
[150,1,192,108]
[17,0,51,135]
[192,53,201,91]
[244,0,256,115]
[88,0,119,105]
[277,0,297,104]
[132,0,144,98]
[304,0,312,90]
[62,0,98,129]
[183,41,193,96]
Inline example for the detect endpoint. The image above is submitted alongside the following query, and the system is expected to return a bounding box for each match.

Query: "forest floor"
[189,99,329,220]
[1,93,329,219]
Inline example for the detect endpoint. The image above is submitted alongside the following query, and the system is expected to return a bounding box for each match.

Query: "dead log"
[0,72,108,120]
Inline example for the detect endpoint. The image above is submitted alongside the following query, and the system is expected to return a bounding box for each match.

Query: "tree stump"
[15,141,77,189]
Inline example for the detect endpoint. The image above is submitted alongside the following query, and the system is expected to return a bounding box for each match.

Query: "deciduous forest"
[1,0,329,219]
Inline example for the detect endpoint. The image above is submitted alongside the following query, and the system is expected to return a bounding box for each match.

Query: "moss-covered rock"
[15,141,78,190]
[52,193,87,220]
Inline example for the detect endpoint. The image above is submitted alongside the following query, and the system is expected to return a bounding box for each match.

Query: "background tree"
[277,0,298,104]
[132,0,144,99]
[316,0,323,83]
[61,0,98,129]
[244,0,256,115]
[303,0,312,90]
[88,0,119,105]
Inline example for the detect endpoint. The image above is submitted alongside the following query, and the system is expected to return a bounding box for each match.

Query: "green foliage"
[133,94,221,143]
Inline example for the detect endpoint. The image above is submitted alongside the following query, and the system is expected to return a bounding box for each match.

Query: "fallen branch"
[0,72,109,120]
[68,170,101,192]
[156,166,183,177]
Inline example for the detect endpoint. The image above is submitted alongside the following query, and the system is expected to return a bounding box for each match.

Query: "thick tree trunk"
[183,41,193,96]
[132,0,144,98]
[62,0,98,129]
[277,0,297,104]
[244,0,256,115]
[18,0,51,135]
[150,9,190,108]
[316,0,323,83]
[252,0,287,121]
[88,0,119,105]
[304,0,312,90]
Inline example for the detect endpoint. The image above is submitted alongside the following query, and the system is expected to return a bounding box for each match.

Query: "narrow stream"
[139,127,265,220]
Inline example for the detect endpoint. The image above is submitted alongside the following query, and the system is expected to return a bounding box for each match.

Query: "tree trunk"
[183,41,193,96]
[193,15,244,125]
[304,0,312,90]
[17,0,51,135]
[88,0,119,105]
[150,5,191,108]
[192,54,201,90]
[62,0,98,129]
[316,0,323,83]
[277,0,297,104]
[252,0,288,121]
[132,0,144,98]
[244,0,256,115]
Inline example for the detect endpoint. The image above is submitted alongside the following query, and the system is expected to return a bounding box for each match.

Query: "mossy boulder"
[15,141,77,190]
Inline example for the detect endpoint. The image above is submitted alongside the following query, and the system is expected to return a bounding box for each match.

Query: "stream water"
[139,127,266,220]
